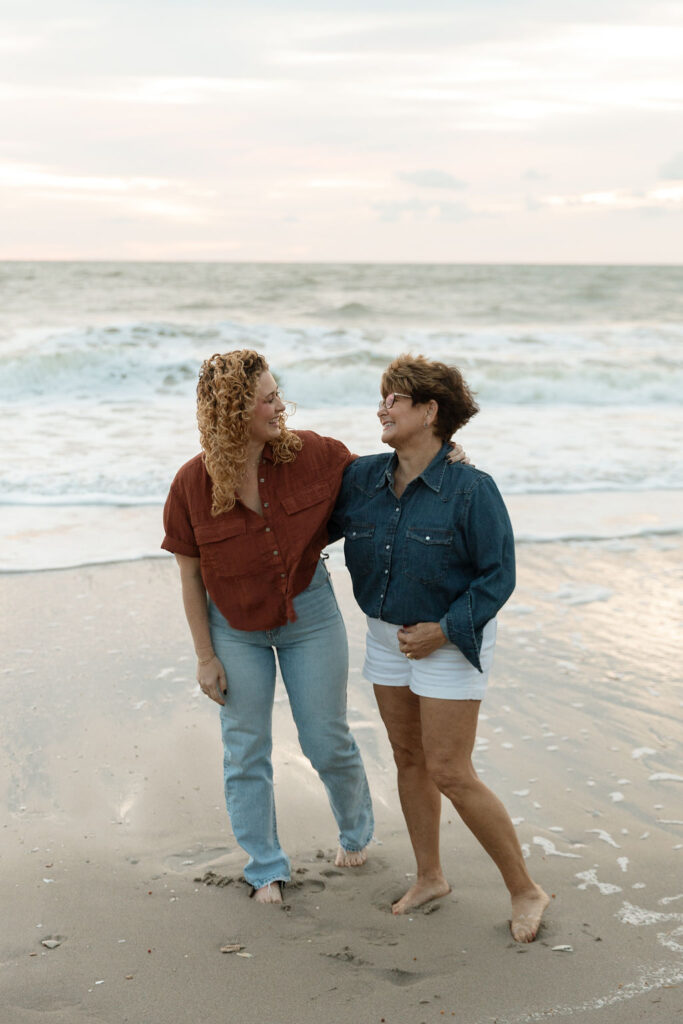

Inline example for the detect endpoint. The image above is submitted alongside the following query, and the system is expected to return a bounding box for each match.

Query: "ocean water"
[1,262,682,570]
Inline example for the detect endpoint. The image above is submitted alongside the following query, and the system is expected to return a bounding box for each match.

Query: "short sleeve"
[161,480,200,558]
[319,434,357,473]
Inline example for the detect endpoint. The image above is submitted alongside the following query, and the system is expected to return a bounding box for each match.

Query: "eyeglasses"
[378,392,411,410]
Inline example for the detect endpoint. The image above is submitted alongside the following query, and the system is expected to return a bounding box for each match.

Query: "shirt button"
[395,507,399,512]
[384,569,388,574]
[426,535,431,540]
[259,477,265,483]
[385,544,390,549]
[263,502,269,508]
[280,572,286,578]
[273,550,279,556]
[265,527,271,532]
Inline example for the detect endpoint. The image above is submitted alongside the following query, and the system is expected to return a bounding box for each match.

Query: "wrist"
[197,652,216,665]
[433,622,447,644]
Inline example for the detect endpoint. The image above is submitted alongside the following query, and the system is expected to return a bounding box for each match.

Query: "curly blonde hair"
[197,350,302,515]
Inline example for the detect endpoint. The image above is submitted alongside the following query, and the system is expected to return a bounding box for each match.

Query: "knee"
[300,724,357,772]
[425,759,476,805]
[390,739,426,773]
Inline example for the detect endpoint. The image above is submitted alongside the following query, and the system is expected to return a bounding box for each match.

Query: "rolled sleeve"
[161,482,200,558]
[439,476,515,671]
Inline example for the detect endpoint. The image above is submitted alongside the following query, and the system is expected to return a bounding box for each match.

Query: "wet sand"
[1,539,682,1023]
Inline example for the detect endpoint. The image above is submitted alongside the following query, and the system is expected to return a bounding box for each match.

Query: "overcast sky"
[1,0,682,262]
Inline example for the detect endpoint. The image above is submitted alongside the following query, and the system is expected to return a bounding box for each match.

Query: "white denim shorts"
[362,617,497,700]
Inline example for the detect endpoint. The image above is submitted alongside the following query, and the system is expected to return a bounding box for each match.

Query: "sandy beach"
[2,538,682,1024]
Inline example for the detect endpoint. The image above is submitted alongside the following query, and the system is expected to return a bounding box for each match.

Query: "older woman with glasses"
[330,354,549,942]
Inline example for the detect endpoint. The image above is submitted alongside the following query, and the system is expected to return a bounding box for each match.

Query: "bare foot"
[392,876,451,915]
[510,884,550,942]
[251,881,283,904]
[335,846,367,867]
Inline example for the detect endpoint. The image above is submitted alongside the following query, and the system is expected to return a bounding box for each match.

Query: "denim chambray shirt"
[328,443,515,672]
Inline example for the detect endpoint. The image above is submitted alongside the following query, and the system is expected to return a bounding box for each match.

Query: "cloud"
[2,0,682,260]
[373,197,474,222]
[397,169,467,190]
[0,161,210,221]
[659,152,683,179]
[541,185,683,210]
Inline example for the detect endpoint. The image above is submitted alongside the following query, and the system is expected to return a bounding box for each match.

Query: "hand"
[197,656,228,705]
[397,622,448,660]
[447,441,472,465]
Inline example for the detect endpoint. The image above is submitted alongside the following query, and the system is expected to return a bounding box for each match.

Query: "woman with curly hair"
[162,350,374,903]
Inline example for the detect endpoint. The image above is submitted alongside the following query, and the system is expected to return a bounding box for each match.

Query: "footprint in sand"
[287,877,326,894]
[323,946,369,966]
[194,870,237,888]
[377,967,424,986]
[165,847,232,871]
[323,948,431,987]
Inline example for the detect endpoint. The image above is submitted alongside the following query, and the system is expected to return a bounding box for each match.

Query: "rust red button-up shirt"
[161,430,355,631]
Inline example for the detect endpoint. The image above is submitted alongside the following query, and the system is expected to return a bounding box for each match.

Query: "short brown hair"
[381,354,479,440]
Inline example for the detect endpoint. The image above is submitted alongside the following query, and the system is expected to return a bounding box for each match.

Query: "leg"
[276,569,374,863]
[419,697,549,941]
[373,684,451,913]
[209,607,290,893]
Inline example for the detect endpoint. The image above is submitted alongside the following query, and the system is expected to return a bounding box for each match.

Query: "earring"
[423,420,429,428]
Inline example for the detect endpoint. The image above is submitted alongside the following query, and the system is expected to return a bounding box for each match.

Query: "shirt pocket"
[194,518,257,576]
[344,521,375,578]
[281,482,330,516]
[403,526,453,585]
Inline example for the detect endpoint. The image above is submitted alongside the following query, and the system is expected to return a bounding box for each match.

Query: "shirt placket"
[258,459,289,615]
[377,487,402,619]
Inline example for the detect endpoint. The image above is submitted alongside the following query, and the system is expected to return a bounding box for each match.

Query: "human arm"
[446,441,471,465]
[438,476,515,670]
[396,621,448,659]
[326,456,357,545]
[174,554,227,705]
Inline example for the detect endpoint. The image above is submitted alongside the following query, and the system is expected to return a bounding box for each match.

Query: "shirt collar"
[374,442,451,493]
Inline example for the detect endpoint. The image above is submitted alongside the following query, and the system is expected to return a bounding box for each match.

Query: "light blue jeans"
[208,560,374,889]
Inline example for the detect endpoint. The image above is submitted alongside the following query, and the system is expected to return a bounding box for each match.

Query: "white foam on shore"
[576,870,622,895]
[1,489,682,573]
[533,836,582,858]
[616,901,683,927]
[649,772,683,782]
[586,829,621,848]
[488,961,683,1023]
[659,927,683,953]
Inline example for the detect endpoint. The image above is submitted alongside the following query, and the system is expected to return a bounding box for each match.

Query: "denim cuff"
[440,604,483,673]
